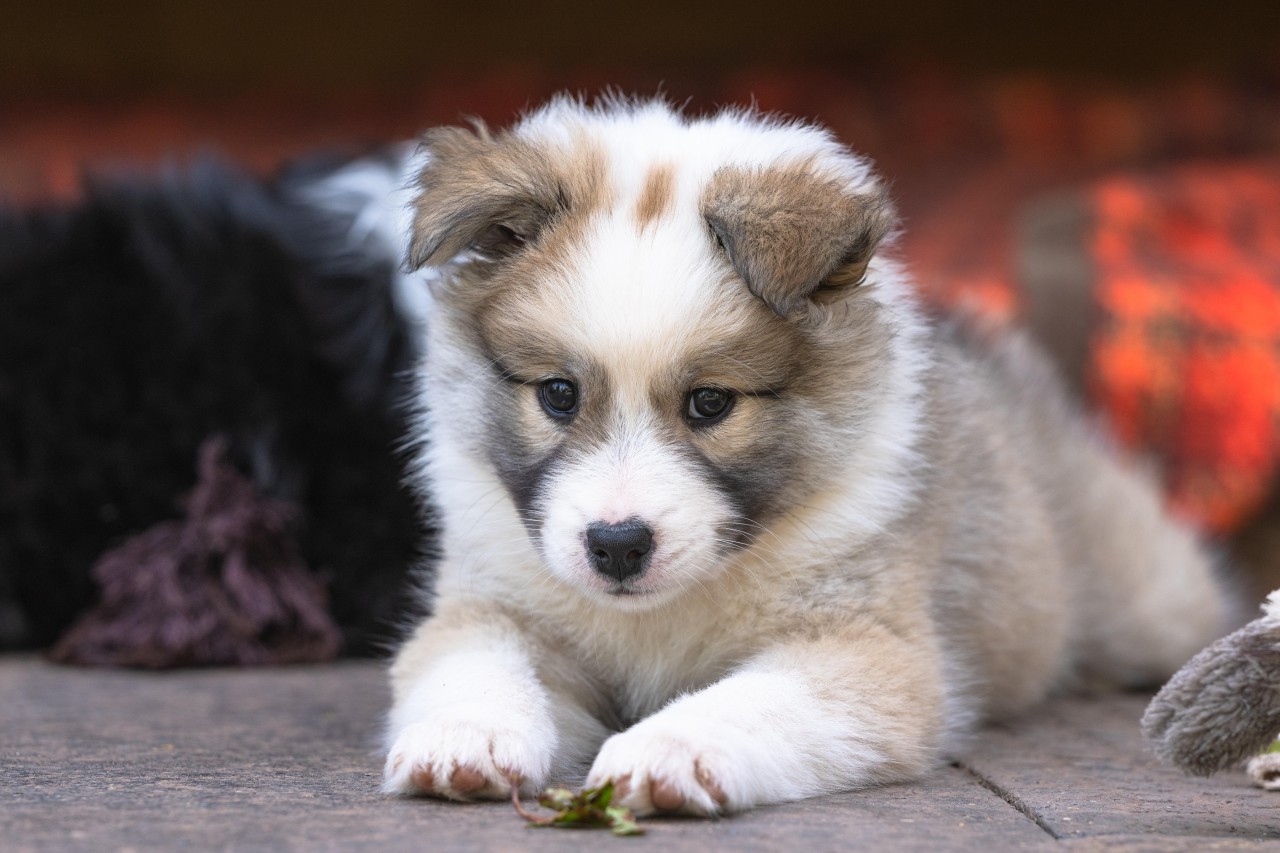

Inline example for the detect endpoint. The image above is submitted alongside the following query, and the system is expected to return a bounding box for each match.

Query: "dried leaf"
[604,805,643,836]
[511,777,644,836]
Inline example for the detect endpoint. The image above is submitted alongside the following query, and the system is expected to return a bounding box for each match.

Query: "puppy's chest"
[570,614,753,725]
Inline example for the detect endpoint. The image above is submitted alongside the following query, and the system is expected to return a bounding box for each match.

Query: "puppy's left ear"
[406,124,562,271]
[702,163,895,316]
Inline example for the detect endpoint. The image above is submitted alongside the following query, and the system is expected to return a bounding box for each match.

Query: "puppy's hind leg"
[1066,457,1237,688]
[384,598,610,800]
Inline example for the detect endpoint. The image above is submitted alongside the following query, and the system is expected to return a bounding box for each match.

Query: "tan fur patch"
[633,164,675,230]
[408,123,609,271]
[701,162,894,315]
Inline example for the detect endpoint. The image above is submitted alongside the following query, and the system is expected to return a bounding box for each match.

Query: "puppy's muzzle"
[585,520,653,582]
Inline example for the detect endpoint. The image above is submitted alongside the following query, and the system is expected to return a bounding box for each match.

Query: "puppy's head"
[411,98,912,608]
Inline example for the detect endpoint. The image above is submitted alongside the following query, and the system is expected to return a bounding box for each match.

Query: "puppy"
[382,96,1231,815]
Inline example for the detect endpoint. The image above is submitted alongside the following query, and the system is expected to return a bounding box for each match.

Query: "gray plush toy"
[1142,591,1280,789]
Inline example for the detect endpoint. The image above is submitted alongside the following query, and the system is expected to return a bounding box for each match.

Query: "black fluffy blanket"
[0,156,429,664]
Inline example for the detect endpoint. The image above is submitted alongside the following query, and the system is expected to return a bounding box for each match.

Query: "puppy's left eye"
[539,378,578,418]
[687,387,734,423]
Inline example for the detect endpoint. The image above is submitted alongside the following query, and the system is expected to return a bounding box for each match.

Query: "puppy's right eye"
[539,378,578,418]
[687,387,734,424]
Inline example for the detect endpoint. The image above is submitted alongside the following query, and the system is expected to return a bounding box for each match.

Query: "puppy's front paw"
[383,707,554,800]
[586,724,729,817]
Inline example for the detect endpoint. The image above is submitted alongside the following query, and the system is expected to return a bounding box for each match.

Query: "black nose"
[585,520,653,582]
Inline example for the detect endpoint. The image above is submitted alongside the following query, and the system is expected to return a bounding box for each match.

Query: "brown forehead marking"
[633,163,676,230]
[557,130,613,215]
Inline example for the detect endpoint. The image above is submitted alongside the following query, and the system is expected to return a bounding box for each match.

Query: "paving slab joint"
[951,760,1061,840]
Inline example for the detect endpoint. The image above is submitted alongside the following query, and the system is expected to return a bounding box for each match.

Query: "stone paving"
[3,658,1278,851]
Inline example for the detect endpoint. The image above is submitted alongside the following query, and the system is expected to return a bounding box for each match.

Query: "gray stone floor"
[2,657,1278,851]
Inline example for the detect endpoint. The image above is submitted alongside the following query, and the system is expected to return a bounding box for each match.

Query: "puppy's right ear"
[406,125,563,270]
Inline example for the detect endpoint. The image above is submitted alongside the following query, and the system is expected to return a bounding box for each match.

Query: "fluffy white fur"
[292,144,436,332]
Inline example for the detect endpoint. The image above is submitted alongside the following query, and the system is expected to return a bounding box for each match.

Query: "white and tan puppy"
[381,96,1231,815]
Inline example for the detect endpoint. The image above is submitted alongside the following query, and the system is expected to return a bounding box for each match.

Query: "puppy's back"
[929,317,1234,698]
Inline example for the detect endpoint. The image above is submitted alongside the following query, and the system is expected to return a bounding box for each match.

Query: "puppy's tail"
[275,145,429,413]
[1061,446,1238,691]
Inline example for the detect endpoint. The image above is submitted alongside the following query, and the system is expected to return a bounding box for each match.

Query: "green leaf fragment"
[1264,739,1280,755]
[511,778,644,836]
[538,787,578,811]
[605,805,643,836]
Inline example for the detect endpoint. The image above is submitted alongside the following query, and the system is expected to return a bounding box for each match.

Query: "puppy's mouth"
[605,585,654,598]
[594,580,670,610]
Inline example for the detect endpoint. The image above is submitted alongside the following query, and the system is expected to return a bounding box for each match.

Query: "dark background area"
[4,0,1280,93]
[3,1,1279,228]
[3,0,1278,201]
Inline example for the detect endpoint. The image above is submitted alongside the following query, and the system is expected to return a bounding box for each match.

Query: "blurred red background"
[5,0,1280,588]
